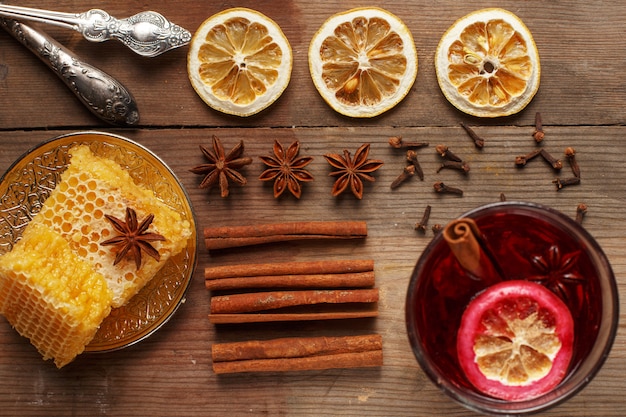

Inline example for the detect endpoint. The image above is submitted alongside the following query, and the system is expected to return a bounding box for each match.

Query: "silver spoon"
[1,17,139,126]
[0,4,191,57]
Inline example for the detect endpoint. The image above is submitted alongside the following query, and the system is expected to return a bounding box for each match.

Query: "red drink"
[406,202,618,414]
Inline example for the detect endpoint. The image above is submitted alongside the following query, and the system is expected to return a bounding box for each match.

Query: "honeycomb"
[0,222,113,368]
[30,145,192,308]
[0,145,192,367]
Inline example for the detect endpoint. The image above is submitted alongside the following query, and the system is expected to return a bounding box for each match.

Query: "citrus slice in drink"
[435,8,540,117]
[187,8,292,117]
[457,280,574,401]
[308,7,418,118]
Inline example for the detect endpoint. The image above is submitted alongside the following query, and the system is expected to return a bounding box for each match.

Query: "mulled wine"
[405,202,618,414]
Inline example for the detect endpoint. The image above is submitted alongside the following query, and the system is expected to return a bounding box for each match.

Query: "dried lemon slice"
[435,8,540,117]
[457,280,574,401]
[309,7,418,118]
[187,8,292,117]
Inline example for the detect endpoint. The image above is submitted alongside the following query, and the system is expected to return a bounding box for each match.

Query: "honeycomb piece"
[31,145,192,307]
[0,222,113,368]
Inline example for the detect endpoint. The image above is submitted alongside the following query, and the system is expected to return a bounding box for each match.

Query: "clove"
[532,112,545,143]
[540,149,563,170]
[460,122,485,148]
[433,181,463,195]
[437,160,470,174]
[435,144,462,162]
[431,224,443,235]
[553,176,580,190]
[515,149,542,166]
[575,203,587,224]
[406,150,424,180]
[499,192,506,202]
[414,205,431,233]
[390,165,416,189]
[565,147,580,178]
[388,136,429,149]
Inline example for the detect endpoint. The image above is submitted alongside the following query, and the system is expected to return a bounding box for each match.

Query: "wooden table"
[1,1,625,415]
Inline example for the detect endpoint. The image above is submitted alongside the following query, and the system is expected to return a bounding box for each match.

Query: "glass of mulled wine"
[405,201,618,415]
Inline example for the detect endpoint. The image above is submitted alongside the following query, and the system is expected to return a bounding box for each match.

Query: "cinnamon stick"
[213,334,382,362]
[206,259,374,279]
[212,334,383,374]
[206,272,375,291]
[443,219,482,275]
[203,221,367,250]
[205,259,375,291]
[208,310,378,324]
[210,289,379,314]
[443,218,503,284]
[213,350,383,374]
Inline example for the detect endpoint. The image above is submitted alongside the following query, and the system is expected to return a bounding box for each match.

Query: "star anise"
[100,207,166,271]
[527,244,586,305]
[189,135,253,197]
[323,143,384,199]
[259,140,314,198]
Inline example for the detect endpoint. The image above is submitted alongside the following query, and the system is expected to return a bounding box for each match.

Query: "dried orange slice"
[187,8,292,117]
[457,280,574,401]
[308,7,418,118]
[435,8,540,117]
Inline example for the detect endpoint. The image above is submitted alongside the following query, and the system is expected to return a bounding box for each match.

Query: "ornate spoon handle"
[78,9,192,57]
[0,4,191,57]
[0,17,139,126]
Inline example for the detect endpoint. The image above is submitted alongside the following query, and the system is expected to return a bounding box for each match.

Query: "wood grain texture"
[0,1,626,416]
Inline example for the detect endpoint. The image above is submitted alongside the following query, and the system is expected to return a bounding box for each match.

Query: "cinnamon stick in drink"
[212,334,383,374]
[443,219,482,274]
[203,221,367,250]
[443,218,503,284]
[205,259,375,290]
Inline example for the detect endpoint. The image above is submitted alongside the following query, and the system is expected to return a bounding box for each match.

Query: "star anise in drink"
[100,207,166,271]
[190,135,253,197]
[259,140,314,198]
[527,244,586,308]
[323,143,384,199]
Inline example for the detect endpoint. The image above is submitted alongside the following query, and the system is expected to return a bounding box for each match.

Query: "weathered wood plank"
[1,0,626,415]
[0,126,624,415]
[0,1,625,128]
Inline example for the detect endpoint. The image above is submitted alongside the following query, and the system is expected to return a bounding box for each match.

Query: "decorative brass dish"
[0,131,197,352]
